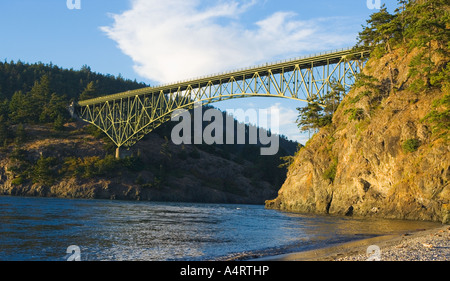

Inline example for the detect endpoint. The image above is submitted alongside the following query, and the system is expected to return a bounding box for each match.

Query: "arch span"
[76,47,369,150]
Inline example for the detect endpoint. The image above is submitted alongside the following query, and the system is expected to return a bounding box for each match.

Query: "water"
[0,196,441,261]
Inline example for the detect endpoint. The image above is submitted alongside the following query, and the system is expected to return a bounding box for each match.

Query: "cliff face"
[266,47,449,223]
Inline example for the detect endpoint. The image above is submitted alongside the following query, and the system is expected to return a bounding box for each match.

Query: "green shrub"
[11,176,24,186]
[422,94,450,139]
[350,91,372,104]
[323,158,338,183]
[345,108,365,121]
[402,139,420,153]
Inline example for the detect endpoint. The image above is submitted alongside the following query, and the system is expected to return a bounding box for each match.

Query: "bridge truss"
[76,48,369,151]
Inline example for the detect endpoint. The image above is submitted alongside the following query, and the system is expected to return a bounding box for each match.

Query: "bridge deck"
[78,47,369,107]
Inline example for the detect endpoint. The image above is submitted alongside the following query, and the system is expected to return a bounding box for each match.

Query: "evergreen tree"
[14,123,26,144]
[394,0,409,44]
[9,91,32,124]
[40,93,69,123]
[357,5,398,53]
[296,80,345,134]
[79,81,98,101]
[32,155,56,186]
[0,115,13,147]
[30,74,52,110]
[405,0,448,50]
[296,101,324,133]
[0,99,9,120]
[53,114,65,131]
[405,0,449,90]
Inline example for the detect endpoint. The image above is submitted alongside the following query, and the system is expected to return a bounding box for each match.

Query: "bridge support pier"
[115,147,132,159]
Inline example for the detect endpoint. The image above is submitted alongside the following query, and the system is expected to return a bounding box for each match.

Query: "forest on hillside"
[295,0,449,139]
[0,60,298,199]
[0,62,147,145]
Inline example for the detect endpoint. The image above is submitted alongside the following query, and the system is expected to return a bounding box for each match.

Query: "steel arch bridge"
[75,47,369,155]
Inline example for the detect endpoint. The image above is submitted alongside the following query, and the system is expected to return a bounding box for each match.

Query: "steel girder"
[77,47,369,149]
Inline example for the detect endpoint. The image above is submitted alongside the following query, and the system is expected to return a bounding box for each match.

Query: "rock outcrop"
[266,46,449,223]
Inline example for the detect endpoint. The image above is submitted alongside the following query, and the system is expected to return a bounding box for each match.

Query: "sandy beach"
[261,225,450,261]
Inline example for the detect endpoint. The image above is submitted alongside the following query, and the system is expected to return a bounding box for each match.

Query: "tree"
[404,0,449,90]
[394,0,409,44]
[32,156,57,186]
[30,75,52,111]
[321,80,346,117]
[14,123,26,144]
[357,5,398,53]
[40,93,69,123]
[0,99,9,120]
[9,91,32,124]
[296,80,345,134]
[405,0,449,50]
[296,101,324,133]
[53,114,65,131]
[79,81,98,101]
[0,115,13,147]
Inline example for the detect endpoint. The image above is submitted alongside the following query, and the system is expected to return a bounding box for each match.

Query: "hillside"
[266,0,449,223]
[0,122,294,204]
[0,62,298,205]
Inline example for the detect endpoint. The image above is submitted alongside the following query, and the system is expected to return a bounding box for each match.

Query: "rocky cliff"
[266,46,449,223]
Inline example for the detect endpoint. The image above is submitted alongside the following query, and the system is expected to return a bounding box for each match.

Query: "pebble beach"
[335,225,450,261]
[266,225,450,261]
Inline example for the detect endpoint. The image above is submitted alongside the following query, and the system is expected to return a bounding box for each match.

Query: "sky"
[0,0,399,144]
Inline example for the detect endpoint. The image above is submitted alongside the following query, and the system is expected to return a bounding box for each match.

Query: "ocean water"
[0,196,440,261]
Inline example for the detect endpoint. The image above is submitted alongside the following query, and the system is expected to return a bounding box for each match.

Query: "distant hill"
[0,61,147,102]
[0,60,299,204]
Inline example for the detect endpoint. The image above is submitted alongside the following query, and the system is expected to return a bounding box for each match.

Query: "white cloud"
[101,0,355,84]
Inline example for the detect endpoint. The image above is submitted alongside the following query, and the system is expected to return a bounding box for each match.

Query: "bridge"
[75,47,370,158]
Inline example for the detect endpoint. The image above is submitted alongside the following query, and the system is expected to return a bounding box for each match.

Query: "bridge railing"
[156,47,354,88]
[78,47,368,107]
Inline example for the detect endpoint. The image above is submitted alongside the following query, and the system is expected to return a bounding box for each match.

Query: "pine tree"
[9,91,32,124]
[394,0,409,44]
[40,93,69,123]
[53,114,65,131]
[32,155,56,186]
[30,74,52,110]
[357,5,398,53]
[14,123,26,144]
[0,115,13,147]
[79,81,98,101]
[0,99,9,120]
[296,101,324,133]
[405,0,449,89]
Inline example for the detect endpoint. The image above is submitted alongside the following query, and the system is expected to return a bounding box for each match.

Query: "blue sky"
[0,0,399,144]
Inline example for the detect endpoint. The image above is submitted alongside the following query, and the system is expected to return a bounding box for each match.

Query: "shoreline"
[255,225,450,261]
